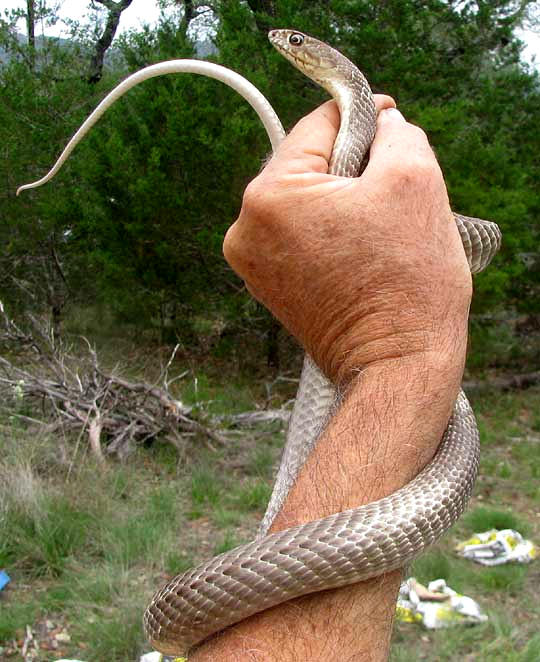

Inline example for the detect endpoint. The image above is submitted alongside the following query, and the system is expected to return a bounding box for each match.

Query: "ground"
[1,367,539,661]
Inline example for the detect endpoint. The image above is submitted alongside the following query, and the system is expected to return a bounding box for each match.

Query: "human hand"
[223,96,472,384]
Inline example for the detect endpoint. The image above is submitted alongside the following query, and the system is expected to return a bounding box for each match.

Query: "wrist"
[312,295,470,387]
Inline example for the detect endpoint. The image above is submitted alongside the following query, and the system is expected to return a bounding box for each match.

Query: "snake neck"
[326,70,376,178]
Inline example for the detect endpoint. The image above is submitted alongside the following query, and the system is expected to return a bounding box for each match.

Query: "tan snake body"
[17,29,502,657]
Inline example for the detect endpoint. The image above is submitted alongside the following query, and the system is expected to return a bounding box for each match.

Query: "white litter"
[396,577,488,629]
[455,529,537,566]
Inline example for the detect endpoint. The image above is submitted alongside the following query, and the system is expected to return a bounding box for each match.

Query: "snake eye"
[289,33,304,46]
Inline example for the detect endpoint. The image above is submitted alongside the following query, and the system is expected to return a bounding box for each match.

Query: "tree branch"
[88,0,135,84]
[26,0,35,70]
[246,0,276,34]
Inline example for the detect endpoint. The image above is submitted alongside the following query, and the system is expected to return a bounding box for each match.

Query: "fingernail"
[381,107,405,122]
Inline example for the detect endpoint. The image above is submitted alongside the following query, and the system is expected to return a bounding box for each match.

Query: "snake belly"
[144,30,502,656]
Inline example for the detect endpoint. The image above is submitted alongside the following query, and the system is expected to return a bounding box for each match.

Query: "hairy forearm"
[190,345,466,661]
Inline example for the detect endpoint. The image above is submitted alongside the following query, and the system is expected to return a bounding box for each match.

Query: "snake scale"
[17,29,501,657]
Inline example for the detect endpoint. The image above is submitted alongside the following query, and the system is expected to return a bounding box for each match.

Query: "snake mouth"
[268,29,338,83]
[268,30,321,77]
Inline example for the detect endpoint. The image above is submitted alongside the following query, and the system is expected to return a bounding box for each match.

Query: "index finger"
[267,100,340,175]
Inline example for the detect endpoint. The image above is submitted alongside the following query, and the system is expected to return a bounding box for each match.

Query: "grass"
[461,506,530,535]
[0,380,539,661]
[390,387,540,661]
[190,464,224,506]
[0,465,93,577]
[0,375,285,660]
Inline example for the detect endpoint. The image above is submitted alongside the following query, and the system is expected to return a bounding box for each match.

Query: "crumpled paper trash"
[455,529,537,566]
[396,577,488,629]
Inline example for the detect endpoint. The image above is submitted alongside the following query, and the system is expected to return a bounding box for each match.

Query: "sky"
[520,28,540,65]
[4,0,540,67]
[8,0,165,36]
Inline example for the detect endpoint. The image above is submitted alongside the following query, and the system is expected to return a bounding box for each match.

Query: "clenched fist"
[223,97,471,385]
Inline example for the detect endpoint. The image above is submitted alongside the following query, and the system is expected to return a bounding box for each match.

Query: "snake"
[17,29,502,657]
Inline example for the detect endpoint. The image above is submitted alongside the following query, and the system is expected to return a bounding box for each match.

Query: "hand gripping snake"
[17,29,502,656]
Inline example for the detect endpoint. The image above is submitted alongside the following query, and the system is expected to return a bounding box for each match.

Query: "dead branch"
[219,409,291,427]
[88,0,135,84]
[0,302,227,461]
[88,408,105,464]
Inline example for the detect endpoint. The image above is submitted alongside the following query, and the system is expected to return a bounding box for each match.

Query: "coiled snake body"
[18,29,501,657]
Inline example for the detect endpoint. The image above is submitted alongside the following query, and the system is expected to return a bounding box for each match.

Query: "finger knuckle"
[406,122,429,143]
[387,150,440,191]
[222,218,236,246]
[240,178,269,219]
[222,223,241,266]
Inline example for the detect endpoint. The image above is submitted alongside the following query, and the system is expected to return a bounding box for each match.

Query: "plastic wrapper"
[396,578,488,629]
[455,529,537,566]
[0,570,10,591]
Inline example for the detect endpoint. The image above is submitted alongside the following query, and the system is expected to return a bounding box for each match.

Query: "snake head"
[268,29,358,90]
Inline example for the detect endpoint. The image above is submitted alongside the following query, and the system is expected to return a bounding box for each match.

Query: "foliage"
[1,0,539,357]
[0,3,125,327]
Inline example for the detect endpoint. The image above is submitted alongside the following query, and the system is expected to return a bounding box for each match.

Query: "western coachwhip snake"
[17,29,502,657]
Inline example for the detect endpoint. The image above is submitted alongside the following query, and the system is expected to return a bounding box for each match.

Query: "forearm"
[190,345,466,661]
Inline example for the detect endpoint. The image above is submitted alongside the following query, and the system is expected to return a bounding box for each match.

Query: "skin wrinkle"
[311,254,457,379]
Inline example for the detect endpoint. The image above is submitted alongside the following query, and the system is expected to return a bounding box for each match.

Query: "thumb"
[267,95,397,177]
[267,100,340,175]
